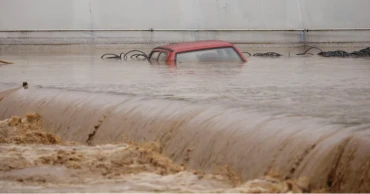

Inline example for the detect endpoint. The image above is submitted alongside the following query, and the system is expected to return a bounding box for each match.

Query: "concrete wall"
[1,0,370,45]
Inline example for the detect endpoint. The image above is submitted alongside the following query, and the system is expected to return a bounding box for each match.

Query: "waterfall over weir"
[0,87,369,192]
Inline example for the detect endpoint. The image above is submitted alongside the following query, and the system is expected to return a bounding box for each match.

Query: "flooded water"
[1,53,370,126]
[0,113,309,193]
[0,48,370,192]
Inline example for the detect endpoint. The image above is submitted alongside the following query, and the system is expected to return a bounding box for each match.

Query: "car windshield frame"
[174,46,244,64]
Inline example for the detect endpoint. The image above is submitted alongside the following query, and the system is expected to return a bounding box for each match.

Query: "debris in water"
[0,59,13,65]
[22,82,28,89]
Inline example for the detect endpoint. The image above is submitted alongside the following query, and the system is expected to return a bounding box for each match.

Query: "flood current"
[0,48,370,192]
[1,52,370,126]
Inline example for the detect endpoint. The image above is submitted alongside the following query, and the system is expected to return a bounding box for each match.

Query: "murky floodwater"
[0,113,310,193]
[1,49,370,192]
[1,53,370,126]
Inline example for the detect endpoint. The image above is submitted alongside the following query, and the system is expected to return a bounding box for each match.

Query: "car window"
[158,52,168,62]
[176,47,242,63]
[150,51,160,61]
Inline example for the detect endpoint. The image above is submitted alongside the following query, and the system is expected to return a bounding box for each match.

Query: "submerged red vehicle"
[148,40,247,65]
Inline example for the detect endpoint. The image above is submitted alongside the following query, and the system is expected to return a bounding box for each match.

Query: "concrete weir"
[0,87,369,192]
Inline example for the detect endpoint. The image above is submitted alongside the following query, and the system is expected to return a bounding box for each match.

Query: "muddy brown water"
[0,51,370,192]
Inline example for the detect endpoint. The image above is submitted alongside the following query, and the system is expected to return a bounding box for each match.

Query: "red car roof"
[157,40,234,52]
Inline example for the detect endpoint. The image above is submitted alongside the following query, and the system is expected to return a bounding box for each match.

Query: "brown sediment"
[34,141,184,177]
[0,88,369,192]
[0,114,184,177]
[0,114,183,177]
[0,154,31,171]
[0,113,63,145]
[213,165,242,187]
[0,113,314,193]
